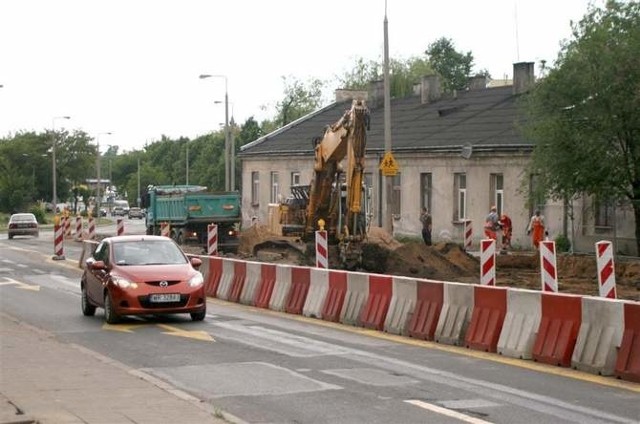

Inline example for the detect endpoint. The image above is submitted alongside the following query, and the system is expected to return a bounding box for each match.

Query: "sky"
[0,0,600,153]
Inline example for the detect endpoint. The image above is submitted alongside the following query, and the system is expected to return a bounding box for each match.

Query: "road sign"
[379,151,399,176]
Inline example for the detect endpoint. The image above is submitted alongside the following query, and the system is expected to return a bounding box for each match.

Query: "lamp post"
[199,74,230,191]
[52,116,71,213]
[96,132,112,216]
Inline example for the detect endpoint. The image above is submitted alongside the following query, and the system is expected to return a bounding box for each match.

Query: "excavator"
[278,99,371,268]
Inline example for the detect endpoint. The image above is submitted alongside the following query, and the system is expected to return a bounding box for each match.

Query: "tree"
[425,37,474,92]
[274,76,325,127]
[523,1,640,254]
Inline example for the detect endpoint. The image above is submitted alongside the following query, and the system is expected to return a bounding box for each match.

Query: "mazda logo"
[159,281,168,287]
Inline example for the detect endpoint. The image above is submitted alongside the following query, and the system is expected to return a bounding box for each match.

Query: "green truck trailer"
[144,185,241,253]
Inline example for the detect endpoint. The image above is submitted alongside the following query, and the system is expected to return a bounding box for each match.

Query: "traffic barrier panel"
[204,256,223,297]
[497,289,541,359]
[465,285,507,353]
[53,219,65,260]
[384,276,417,335]
[532,292,582,367]
[285,266,311,315]
[116,218,124,236]
[435,282,474,346]
[480,239,496,286]
[64,215,72,239]
[464,219,472,251]
[572,296,625,376]
[228,260,247,303]
[540,240,558,292]
[78,240,99,269]
[304,268,329,319]
[87,216,96,240]
[315,230,328,268]
[255,264,277,309]
[321,270,348,322]
[615,302,640,382]
[240,261,261,306]
[74,216,83,241]
[408,280,444,341]
[269,264,293,312]
[596,241,617,299]
[216,258,236,300]
[208,224,218,256]
[340,272,369,327]
[360,274,392,331]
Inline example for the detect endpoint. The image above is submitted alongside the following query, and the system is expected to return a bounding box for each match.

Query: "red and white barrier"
[315,230,328,268]
[75,216,83,240]
[116,218,124,236]
[480,239,496,286]
[64,215,72,238]
[596,241,616,299]
[160,221,170,238]
[53,218,65,260]
[88,216,96,240]
[207,224,218,256]
[540,240,558,293]
[464,219,472,251]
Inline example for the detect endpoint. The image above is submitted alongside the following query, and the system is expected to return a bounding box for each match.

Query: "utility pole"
[382,2,394,234]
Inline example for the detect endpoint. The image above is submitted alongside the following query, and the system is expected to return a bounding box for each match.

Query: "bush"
[555,234,571,253]
[29,205,47,224]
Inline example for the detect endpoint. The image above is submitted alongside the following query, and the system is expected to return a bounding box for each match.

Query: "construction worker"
[484,206,500,240]
[527,209,547,250]
[499,213,513,252]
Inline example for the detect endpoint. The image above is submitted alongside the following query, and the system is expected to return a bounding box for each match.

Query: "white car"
[8,213,39,239]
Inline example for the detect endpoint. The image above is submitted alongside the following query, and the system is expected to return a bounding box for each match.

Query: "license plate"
[149,293,181,303]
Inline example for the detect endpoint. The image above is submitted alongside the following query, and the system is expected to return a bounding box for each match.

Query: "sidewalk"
[0,314,234,424]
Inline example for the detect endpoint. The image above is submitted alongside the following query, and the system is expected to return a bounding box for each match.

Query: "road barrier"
[64,215,72,239]
[540,240,558,292]
[240,261,261,306]
[465,285,507,353]
[53,217,65,261]
[216,259,236,300]
[480,239,496,286]
[341,272,369,327]
[384,276,417,335]
[255,263,277,309]
[497,289,541,359]
[321,270,348,322]
[74,216,83,241]
[208,224,218,256]
[532,292,582,367]
[204,256,223,297]
[270,264,293,312]
[408,280,444,341]
[116,218,124,236]
[359,275,392,331]
[87,216,96,240]
[228,260,247,303]
[285,266,311,315]
[435,282,474,346]
[596,241,617,299]
[315,230,328,268]
[615,302,640,382]
[464,219,472,251]
[303,268,330,319]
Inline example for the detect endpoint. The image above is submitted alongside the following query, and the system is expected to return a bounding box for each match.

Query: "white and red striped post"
[480,239,496,286]
[52,216,65,260]
[160,222,170,238]
[88,216,96,240]
[207,224,218,256]
[540,240,558,292]
[75,215,83,240]
[315,230,328,268]
[464,219,473,251]
[116,217,124,236]
[64,215,72,239]
[596,241,617,299]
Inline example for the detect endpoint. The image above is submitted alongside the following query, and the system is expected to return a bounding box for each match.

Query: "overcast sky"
[0,0,598,152]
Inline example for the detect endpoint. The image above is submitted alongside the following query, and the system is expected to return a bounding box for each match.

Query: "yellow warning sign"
[379,151,399,176]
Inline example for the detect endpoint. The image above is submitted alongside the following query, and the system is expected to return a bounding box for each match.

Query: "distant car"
[128,207,144,219]
[112,206,126,216]
[80,235,206,324]
[8,213,39,239]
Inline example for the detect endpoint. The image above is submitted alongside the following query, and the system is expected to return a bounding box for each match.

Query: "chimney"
[368,80,384,108]
[334,89,368,103]
[513,62,535,94]
[467,75,488,90]
[421,75,441,104]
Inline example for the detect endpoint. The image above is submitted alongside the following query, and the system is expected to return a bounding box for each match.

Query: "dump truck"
[144,185,241,253]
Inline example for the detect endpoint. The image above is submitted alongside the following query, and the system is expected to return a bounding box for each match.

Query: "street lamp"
[96,132,112,216]
[199,73,231,191]
[52,116,71,213]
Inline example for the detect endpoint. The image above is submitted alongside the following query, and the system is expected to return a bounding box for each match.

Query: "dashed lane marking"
[405,400,494,424]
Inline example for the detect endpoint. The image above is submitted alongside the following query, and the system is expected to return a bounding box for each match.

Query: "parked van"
[112,200,130,216]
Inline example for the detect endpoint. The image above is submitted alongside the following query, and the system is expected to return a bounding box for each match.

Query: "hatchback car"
[81,235,206,323]
[7,213,39,239]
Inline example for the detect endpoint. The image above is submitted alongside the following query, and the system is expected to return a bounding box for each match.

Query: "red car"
[81,235,206,324]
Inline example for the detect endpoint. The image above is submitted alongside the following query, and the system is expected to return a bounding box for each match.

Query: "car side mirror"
[91,260,106,270]
[190,257,202,269]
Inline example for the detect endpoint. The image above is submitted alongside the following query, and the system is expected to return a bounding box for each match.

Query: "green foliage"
[425,37,474,92]
[523,0,640,253]
[29,204,47,224]
[555,234,571,253]
[274,76,326,127]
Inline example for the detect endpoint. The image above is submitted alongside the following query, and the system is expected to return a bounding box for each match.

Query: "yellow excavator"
[279,99,371,268]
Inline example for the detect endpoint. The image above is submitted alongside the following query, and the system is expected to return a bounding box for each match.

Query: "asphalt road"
[1,222,639,424]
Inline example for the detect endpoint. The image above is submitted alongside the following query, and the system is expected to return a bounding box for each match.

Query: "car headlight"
[112,276,138,289]
[187,272,204,287]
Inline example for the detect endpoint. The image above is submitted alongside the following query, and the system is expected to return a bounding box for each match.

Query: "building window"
[490,173,504,216]
[392,173,402,216]
[595,197,614,228]
[251,171,259,206]
[454,173,466,221]
[291,171,300,186]
[420,173,432,212]
[270,171,279,203]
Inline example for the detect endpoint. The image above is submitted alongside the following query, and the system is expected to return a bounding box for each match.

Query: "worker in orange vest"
[527,209,547,250]
[499,213,513,252]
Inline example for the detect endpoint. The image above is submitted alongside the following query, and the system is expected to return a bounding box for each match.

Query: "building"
[239,62,637,255]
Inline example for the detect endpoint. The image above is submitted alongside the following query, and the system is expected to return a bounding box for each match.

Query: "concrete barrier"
[572,297,625,376]
[497,289,541,359]
[228,261,247,303]
[204,256,223,297]
[435,282,474,346]
[216,258,237,300]
[285,266,310,315]
[384,277,417,335]
[321,270,348,322]
[407,280,443,341]
[240,261,262,306]
[269,264,292,312]
[255,263,277,309]
[304,268,329,319]
[465,285,507,353]
[533,292,582,367]
[360,275,392,331]
[615,302,640,382]
[340,272,369,327]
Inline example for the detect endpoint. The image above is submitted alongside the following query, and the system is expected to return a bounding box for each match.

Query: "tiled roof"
[240,85,531,157]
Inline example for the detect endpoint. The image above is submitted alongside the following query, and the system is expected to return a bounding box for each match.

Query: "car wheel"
[81,284,96,316]
[8,234,13,240]
[190,308,206,322]
[104,291,120,324]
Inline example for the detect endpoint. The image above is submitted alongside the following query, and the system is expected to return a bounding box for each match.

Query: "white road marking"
[405,400,494,424]
[0,268,13,272]
[16,264,28,268]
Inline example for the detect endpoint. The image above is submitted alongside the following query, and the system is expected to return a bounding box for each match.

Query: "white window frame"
[454,173,467,221]
[270,171,280,204]
[251,171,259,206]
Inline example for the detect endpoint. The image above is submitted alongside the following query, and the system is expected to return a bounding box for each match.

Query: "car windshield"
[10,214,36,223]
[113,239,188,266]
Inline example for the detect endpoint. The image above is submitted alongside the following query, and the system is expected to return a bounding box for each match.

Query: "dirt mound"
[238,225,281,255]
[366,226,402,250]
